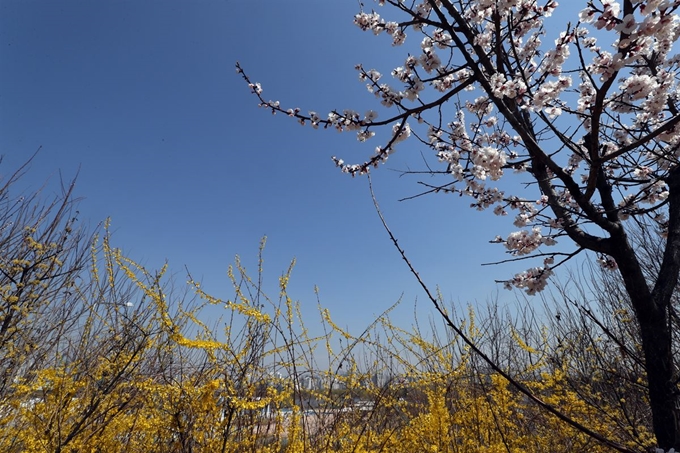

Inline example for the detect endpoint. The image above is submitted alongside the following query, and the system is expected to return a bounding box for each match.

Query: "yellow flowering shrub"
[0,226,655,452]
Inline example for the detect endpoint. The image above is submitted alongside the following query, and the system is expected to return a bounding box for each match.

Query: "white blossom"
[620,74,658,101]
[392,122,411,143]
[357,130,375,142]
[354,12,384,34]
[248,82,262,94]
[505,266,553,295]
[505,227,544,256]
[597,255,618,270]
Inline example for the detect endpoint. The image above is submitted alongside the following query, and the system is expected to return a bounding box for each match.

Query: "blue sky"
[0,1,585,337]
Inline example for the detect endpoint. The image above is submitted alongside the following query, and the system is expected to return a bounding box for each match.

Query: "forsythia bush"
[0,227,655,452]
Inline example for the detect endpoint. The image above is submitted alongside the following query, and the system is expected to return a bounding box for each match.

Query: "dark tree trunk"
[636,293,679,450]
[613,167,680,450]
[615,257,680,450]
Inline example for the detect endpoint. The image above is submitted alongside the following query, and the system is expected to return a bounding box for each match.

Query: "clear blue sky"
[0,1,584,336]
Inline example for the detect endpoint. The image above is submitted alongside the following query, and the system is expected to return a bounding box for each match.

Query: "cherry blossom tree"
[238,0,680,449]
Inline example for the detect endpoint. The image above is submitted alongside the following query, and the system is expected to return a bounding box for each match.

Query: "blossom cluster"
[597,254,618,270]
[470,146,507,180]
[354,11,406,45]
[503,266,553,295]
[504,227,551,256]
